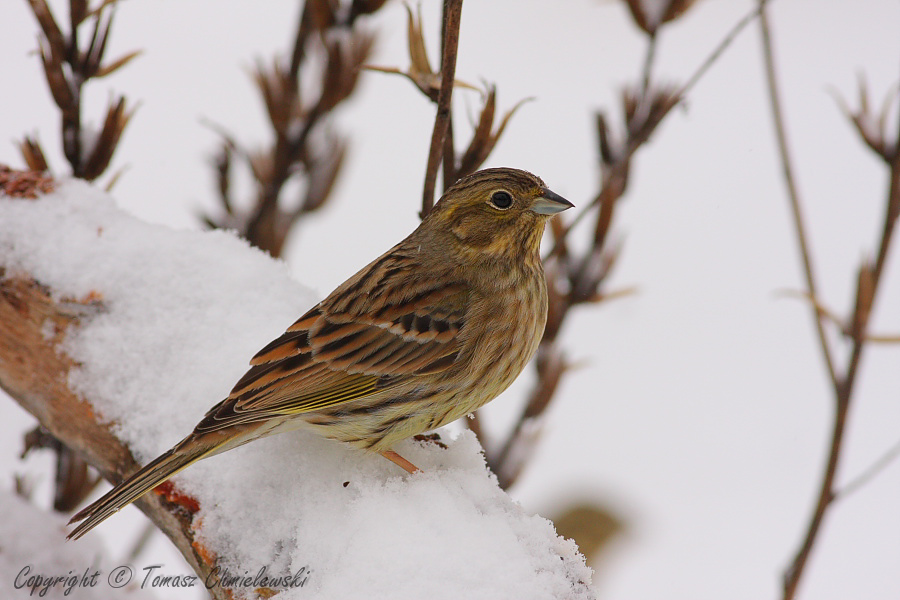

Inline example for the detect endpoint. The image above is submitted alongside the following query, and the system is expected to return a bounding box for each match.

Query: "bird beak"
[529,188,574,215]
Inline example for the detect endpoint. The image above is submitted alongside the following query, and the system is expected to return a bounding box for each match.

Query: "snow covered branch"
[0,170,593,600]
[0,174,223,597]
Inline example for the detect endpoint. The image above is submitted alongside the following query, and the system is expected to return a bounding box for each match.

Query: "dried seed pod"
[457,90,531,180]
[81,97,133,181]
[301,137,346,214]
[349,0,389,19]
[19,136,50,172]
[850,261,876,341]
[622,0,699,35]
[834,77,898,163]
[38,42,74,110]
[27,0,67,62]
[95,50,142,79]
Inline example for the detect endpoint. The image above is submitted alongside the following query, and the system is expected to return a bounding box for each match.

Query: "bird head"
[427,168,573,261]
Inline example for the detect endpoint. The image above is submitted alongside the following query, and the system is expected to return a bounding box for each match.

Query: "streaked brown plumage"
[68,167,572,539]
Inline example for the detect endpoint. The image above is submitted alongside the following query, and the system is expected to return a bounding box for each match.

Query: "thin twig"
[678,1,766,100]
[758,2,838,389]
[20,0,136,517]
[834,437,900,501]
[493,2,767,488]
[421,0,463,218]
[210,2,381,256]
[869,105,900,292]
[126,522,157,562]
[763,1,900,596]
[758,7,842,599]
[545,0,768,259]
[439,5,458,190]
[640,32,657,97]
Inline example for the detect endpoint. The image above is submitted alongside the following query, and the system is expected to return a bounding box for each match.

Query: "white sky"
[1,1,899,599]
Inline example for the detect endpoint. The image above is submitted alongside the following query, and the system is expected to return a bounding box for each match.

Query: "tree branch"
[421,0,463,218]
[0,273,227,599]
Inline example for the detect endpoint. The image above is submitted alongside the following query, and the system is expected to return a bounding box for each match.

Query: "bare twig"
[391,0,749,490]
[776,289,900,343]
[22,426,99,511]
[758,2,838,389]
[421,0,464,218]
[678,2,766,99]
[204,0,382,256]
[640,32,658,96]
[834,437,900,501]
[18,0,139,517]
[22,0,137,181]
[548,1,765,261]
[487,2,760,489]
[759,2,900,597]
[759,7,841,596]
[371,2,525,202]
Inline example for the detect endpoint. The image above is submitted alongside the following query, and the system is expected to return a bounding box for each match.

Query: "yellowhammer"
[68,167,572,539]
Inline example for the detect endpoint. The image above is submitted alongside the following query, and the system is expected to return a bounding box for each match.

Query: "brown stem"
[441,115,457,190]
[246,104,322,256]
[243,4,312,256]
[836,435,900,501]
[592,167,626,249]
[871,119,900,285]
[489,7,766,488]
[23,0,136,516]
[62,93,84,177]
[763,2,900,597]
[678,2,766,100]
[782,392,847,600]
[439,4,457,191]
[758,7,839,598]
[835,93,900,460]
[421,0,463,218]
[228,2,380,256]
[288,2,311,82]
[758,2,837,390]
[640,32,657,97]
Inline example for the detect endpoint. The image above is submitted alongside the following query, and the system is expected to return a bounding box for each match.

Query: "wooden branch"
[1,170,595,597]
[420,0,463,218]
[0,272,228,600]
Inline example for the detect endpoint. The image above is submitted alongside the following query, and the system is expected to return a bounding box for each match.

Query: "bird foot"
[380,450,421,474]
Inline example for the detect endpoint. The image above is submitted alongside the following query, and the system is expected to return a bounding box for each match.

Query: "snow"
[0,490,158,599]
[0,180,593,600]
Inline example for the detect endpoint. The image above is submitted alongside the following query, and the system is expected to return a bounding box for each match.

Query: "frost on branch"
[0,173,594,599]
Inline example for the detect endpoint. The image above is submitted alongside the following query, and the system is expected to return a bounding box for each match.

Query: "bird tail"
[67,442,214,540]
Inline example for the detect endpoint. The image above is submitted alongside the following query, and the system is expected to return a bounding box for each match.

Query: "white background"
[1,1,899,598]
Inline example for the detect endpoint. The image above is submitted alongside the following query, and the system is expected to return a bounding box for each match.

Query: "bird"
[68,167,573,539]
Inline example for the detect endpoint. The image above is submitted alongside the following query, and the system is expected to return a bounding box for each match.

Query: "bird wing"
[194,254,469,433]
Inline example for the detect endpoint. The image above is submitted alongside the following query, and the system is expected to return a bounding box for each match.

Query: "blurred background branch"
[8,0,897,594]
[758,2,900,598]
[484,1,764,492]
[201,0,387,257]
[16,0,139,516]
[20,0,138,183]
[364,0,766,569]
[420,0,462,217]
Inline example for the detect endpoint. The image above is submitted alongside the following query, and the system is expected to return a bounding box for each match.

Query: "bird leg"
[380,450,420,474]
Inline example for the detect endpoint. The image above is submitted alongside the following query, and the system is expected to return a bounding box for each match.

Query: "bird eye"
[489,191,513,210]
